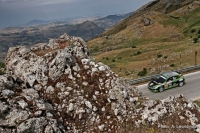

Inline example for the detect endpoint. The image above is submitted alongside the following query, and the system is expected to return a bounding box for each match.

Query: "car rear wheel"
[179,81,184,87]
[159,87,164,92]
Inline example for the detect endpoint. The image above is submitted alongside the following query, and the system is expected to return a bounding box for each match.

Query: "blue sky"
[0,0,152,29]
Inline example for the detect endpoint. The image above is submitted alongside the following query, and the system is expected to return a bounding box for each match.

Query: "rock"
[46,112,53,118]
[95,91,100,95]
[17,100,28,109]
[1,89,14,97]
[22,89,39,100]
[82,81,88,86]
[68,103,74,112]
[98,124,105,131]
[0,101,8,113]
[17,117,47,133]
[34,111,42,116]
[196,124,200,133]
[98,66,106,71]
[92,67,98,72]
[81,59,90,65]
[187,102,195,109]
[85,101,92,109]
[0,109,29,127]
[114,109,119,116]
[142,16,153,26]
[46,86,54,94]
[66,86,73,92]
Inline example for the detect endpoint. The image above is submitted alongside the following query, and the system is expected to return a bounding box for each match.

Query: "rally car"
[148,71,185,92]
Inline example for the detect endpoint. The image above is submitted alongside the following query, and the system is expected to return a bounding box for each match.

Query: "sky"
[0,0,152,29]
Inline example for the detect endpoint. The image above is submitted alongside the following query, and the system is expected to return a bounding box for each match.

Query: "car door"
[166,77,173,89]
[171,76,179,87]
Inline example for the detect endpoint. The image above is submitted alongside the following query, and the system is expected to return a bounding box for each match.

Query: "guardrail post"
[180,52,182,66]
[195,51,197,65]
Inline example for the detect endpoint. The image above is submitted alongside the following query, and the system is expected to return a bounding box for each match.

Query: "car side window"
[167,77,173,82]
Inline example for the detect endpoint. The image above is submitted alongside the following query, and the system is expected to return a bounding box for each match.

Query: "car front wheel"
[179,81,184,87]
[159,86,164,92]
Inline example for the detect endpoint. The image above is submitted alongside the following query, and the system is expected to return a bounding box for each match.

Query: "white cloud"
[0,0,75,4]
[0,0,33,2]
[38,0,76,6]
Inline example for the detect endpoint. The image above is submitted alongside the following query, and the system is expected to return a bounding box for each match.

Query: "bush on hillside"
[0,62,5,75]
[198,29,200,34]
[134,51,142,55]
[132,45,136,48]
[193,38,198,43]
[0,62,5,68]
[138,68,147,76]
[191,29,196,33]
[170,64,175,67]
[157,53,163,58]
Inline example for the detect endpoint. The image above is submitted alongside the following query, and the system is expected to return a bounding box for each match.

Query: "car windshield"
[155,76,166,83]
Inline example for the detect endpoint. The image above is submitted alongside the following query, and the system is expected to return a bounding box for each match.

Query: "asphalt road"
[137,71,200,101]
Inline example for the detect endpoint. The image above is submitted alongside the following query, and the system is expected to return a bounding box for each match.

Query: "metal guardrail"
[128,64,200,85]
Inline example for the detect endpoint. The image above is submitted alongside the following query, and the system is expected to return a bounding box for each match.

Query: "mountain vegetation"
[87,0,200,79]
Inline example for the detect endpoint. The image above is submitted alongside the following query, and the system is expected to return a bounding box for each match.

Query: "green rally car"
[148,71,185,92]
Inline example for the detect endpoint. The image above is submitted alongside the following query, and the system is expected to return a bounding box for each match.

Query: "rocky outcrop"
[142,16,154,26]
[0,34,200,132]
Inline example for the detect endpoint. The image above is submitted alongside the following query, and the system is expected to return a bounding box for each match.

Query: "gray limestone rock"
[17,117,47,133]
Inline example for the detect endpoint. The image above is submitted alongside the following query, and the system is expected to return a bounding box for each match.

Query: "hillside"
[93,12,133,29]
[0,21,103,61]
[87,0,200,79]
[0,34,200,132]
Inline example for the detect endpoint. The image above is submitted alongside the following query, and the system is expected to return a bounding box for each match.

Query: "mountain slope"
[0,13,132,62]
[93,12,133,29]
[0,20,103,61]
[87,0,200,79]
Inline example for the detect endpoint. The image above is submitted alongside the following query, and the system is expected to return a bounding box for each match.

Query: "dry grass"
[89,37,200,79]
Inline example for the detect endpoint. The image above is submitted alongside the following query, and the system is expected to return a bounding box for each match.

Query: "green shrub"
[198,29,200,34]
[0,62,5,68]
[170,15,181,20]
[170,64,175,67]
[194,101,200,107]
[134,51,142,55]
[164,56,168,59]
[0,70,4,75]
[138,68,147,76]
[92,46,99,53]
[157,53,163,58]
[193,38,198,43]
[112,59,115,62]
[132,45,136,48]
[0,62,5,75]
[191,29,196,33]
